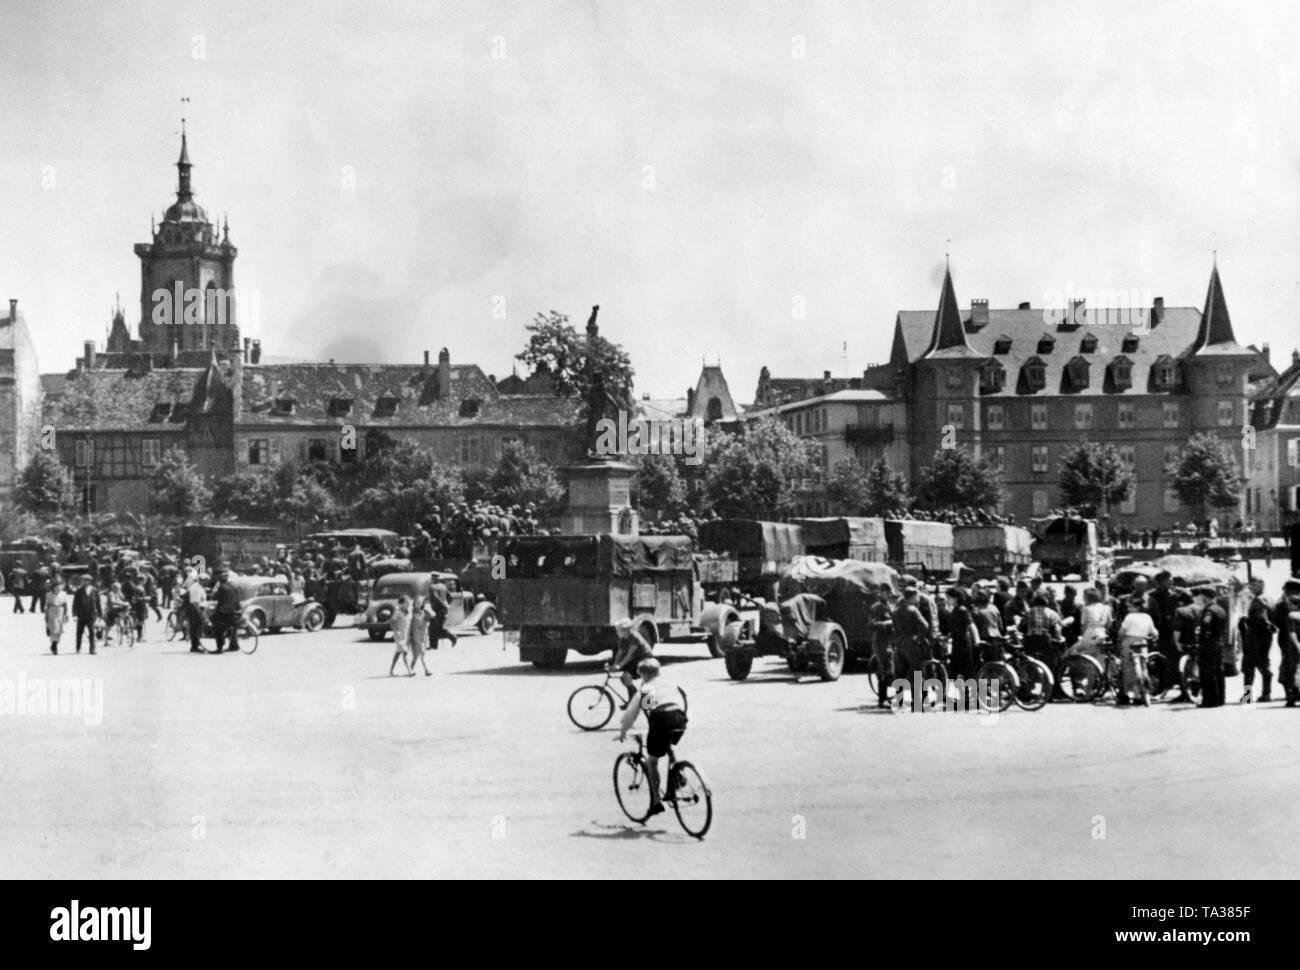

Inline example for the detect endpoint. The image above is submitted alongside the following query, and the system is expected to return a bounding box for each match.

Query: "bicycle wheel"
[1179,655,1201,703]
[920,658,948,708]
[865,655,879,698]
[239,623,259,655]
[1057,654,1103,703]
[613,752,652,823]
[567,685,615,731]
[975,660,1016,712]
[1012,657,1053,711]
[124,622,137,648]
[669,761,713,839]
[1145,653,1171,699]
[165,612,181,641]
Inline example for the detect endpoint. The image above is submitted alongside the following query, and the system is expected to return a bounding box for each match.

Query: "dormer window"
[1064,355,1090,391]
[993,335,1012,355]
[150,403,173,422]
[979,360,1005,394]
[1152,356,1178,389]
[373,395,399,418]
[1121,334,1140,353]
[459,397,482,418]
[273,397,296,416]
[1107,355,1134,391]
[1080,334,1098,354]
[328,397,353,417]
[1037,334,1055,354]
[1020,356,1047,393]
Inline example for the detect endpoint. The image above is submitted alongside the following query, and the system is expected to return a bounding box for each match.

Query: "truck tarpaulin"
[606,535,695,577]
[697,520,803,577]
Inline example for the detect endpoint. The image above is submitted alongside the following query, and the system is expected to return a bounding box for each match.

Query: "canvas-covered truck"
[952,524,1034,579]
[717,556,900,681]
[181,524,283,574]
[884,519,954,578]
[1031,515,1099,581]
[498,534,713,669]
[791,517,889,563]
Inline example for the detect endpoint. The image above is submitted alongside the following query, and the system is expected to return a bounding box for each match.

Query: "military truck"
[952,524,1034,579]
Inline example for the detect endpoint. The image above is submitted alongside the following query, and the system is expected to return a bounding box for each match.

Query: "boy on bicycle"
[616,657,687,818]
[608,618,654,702]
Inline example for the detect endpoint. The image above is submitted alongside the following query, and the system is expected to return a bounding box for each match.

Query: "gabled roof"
[688,365,741,422]
[40,368,207,432]
[921,267,983,360]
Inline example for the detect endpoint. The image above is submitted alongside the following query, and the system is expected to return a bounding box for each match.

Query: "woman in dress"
[408,596,433,677]
[45,580,69,654]
[1073,586,1113,661]
[387,595,413,677]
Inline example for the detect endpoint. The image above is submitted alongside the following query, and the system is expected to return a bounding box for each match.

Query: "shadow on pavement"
[570,821,690,843]
[451,655,711,677]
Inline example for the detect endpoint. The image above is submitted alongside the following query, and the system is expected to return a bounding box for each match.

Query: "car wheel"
[477,608,497,635]
[246,611,266,635]
[302,606,326,633]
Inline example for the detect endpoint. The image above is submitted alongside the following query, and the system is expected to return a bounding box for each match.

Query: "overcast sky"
[2,0,1298,401]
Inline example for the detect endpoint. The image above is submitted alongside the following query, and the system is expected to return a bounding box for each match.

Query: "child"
[45,580,69,654]
[388,595,413,677]
[409,596,433,676]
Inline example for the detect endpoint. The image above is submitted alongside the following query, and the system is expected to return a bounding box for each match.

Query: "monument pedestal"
[562,460,639,536]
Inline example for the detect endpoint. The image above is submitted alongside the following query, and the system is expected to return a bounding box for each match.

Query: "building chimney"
[243,337,251,363]
[7,299,16,325]
[970,299,989,327]
[1018,301,1031,310]
[438,347,451,398]
[686,387,696,414]
[1149,296,1164,329]
[1261,342,1270,363]
[83,340,96,370]
[250,340,262,364]
[1066,298,1086,327]
[823,370,831,381]
[1293,348,1300,368]
[423,350,430,367]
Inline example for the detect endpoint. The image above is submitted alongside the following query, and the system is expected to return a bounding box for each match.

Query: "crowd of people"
[864,568,1300,710]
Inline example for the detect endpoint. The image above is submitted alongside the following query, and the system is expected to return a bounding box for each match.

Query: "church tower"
[133,123,239,358]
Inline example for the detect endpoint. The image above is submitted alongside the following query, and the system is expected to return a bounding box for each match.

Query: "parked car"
[229,576,327,634]
[356,571,497,642]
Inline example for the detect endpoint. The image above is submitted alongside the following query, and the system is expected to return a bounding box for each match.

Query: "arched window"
[1107,355,1134,391]
[1064,355,1090,391]
[980,360,1005,394]
[706,397,723,422]
[1020,356,1047,393]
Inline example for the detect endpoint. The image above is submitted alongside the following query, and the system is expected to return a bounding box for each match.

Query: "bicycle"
[976,630,1053,712]
[103,610,137,649]
[202,614,261,655]
[885,634,950,709]
[568,672,633,731]
[1062,635,1166,705]
[613,732,712,839]
[164,608,188,642]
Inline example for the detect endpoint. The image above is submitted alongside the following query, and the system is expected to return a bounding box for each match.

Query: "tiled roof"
[688,365,742,421]
[40,368,207,432]
[237,363,579,428]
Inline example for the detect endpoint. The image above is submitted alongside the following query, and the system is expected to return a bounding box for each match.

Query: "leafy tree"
[276,476,339,531]
[913,446,1004,513]
[212,472,279,521]
[516,310,635,440]
[150,449,212,520]
[826,457,911,516]
[635,454,690,523]
[350,440,463,534]
[1057,440,1134,517]
[1165,433,1241,524]
[700,417,817,519]
[0,502,43,542]
[483,442,564,516]
[15,450,76,518]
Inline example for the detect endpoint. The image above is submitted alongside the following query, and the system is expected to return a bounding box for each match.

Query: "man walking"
[210,570,242,654]
[71,575,103,655]
[10,564,27,613]
[1274,580,1300,708]
[185,571,207,653]
[1240,578,1275,703]
[1196,587,1228,708]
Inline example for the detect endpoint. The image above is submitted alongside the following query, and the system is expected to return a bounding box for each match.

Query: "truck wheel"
[367,629,387,642]
[812,631,847,682]
[532,648,568,670]
[724,652,753,681]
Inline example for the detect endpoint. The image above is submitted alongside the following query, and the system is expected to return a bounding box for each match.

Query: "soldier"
[1274,580,1300,708]
[1195,587,1228,708]
[9,563,27,613]
[868,588,896,708]
[891,586,932,686]
[1239,578,1275,703]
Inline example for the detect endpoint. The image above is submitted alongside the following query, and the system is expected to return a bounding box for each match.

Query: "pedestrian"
[10,564,27,613]
[943,586,981,702]
[971,588,1004,665]
[869,588,897,707]
[185,571,207,653]
[428,586,458,649]
[1274,580,1300,708]
[1195,587,1228,708]
[1019,593,1065,687]
[29,567,48,614]
[388,595,413,676]
[408,595,433,676]
[1262,535,1273,569]
[45,580,69,654]
[1073,587,1113,661]
[1240,578,1275,703]
[71,575,102,655]
[210,570,242,654]
[1116,595,1158,707]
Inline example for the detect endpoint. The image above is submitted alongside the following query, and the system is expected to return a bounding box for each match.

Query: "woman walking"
[45,580,69,654]
[387,595,413,677]
[1073,587,1114,661]
[409,596,434,676]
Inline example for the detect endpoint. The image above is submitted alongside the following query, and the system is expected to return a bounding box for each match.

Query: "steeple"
[176,120,193,200]
[1192,262,1238,351]
[922,265,979,358]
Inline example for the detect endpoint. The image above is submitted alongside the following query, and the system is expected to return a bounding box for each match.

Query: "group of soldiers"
[405,502,545,561]
[864,568,1300,709]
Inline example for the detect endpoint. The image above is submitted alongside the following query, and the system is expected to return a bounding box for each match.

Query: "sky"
[2,0,1298,402]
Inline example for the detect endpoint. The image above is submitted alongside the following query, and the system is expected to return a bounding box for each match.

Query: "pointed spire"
[176,120,194,200]
[923,265,977,357]
[1193,262,1236,350]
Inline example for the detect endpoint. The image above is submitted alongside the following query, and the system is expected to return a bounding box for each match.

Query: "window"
[141,438,162,468]
[1117,403,1136,429]
[1162,402,1180,428]
[1065,356,1090,390]
[328,397,353,417]
[1287,438,1299,468]
[1120,484,1137,516]
[1154,358,1177,387]
[373,396,399,418]
[1032,490,1050,516]
[986,404,1005,430]
[993,335,1012,355]
[248,438,270,465]
[1163,445,1180,476]
[78,484,99,514]
[75,440,93,467]
[1217,400,1235,427]
[1108,356,1133,391]
[458,436,482,464]
[500,436,519,456]
[1215,364,1232,386]
[1080,334,1098,353]
[1031,445,1049,472]
[706,397,723,422]
[273,397,296,416]
[980,360,1005,393]
[1121,334,1140,353]
[1074,403,1094,429]
[306,438,337,463]
[1037,334,1055,354]
[1031,403,1048,430]
[1164,486,1181,513]
[1118,445,1135,470]
[947,403,965,430]
[987,446,1005,472]
[946,371,964,391]
[1022,357,1047,392]
[100,435,135,478]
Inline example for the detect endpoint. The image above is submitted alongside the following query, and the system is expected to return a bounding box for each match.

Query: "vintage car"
[229,576,327,634]
[356,571,497,642]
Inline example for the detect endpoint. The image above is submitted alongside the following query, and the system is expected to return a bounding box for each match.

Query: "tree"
[700,417,817,519]
[15,450,76,518]
[150,449,212,520]
[212,472,279,521]
[1166,433,1241,524]
[484,442,564,516]
[635,454,690,523]
[826,457,911,516]
[1057,440,1134,517]
[913,447,1003,513]
[350,440,463,534]
[516,310,635,441]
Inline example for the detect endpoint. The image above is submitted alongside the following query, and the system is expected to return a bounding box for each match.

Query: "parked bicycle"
[613,732,712,839]
[1056,635,1167,705]
[975,630,1053,712]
